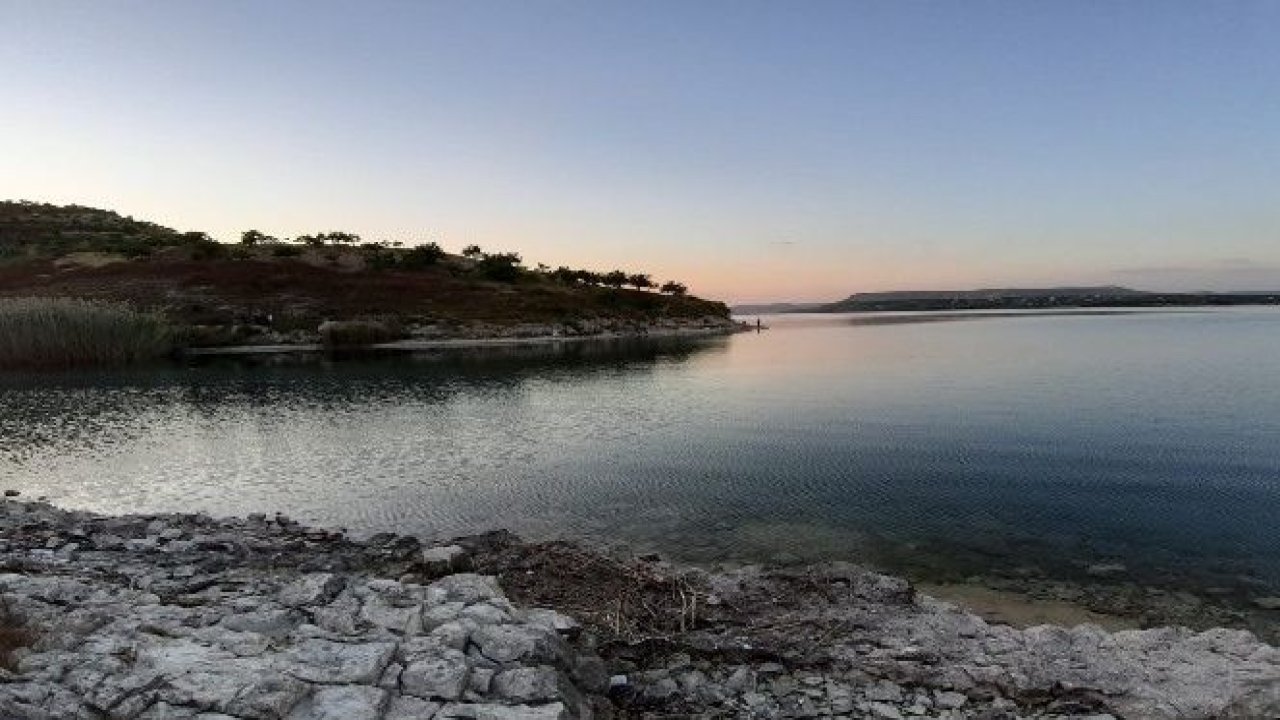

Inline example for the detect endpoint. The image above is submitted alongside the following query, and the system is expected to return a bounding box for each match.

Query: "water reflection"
[2,310,1279,639]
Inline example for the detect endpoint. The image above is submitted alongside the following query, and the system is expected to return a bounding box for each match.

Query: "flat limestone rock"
[284,685,389,720]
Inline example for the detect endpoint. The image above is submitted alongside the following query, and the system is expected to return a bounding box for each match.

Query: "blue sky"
[3,1,1279,302]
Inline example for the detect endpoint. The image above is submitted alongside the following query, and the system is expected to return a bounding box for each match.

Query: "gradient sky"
[3,1,1279,302]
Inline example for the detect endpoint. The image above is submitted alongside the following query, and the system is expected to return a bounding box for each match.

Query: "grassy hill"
[0,201,730,347]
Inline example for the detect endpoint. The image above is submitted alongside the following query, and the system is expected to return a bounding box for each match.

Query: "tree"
[660,281,688,296]
[627,273,654,291]
[401,242,444,269]
[462,244,484,259]
[475,252,524,282]
[551,266,578,285]
[602,270,628,289]
[326,231,360,245]
[240,229,266,246]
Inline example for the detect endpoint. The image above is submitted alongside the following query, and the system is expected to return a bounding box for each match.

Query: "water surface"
[3,309,1279,612]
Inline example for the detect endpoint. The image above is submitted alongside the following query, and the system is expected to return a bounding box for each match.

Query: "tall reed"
[0,297,172,369]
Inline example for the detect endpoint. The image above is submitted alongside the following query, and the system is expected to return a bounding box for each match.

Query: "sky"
[3,1,1279,303]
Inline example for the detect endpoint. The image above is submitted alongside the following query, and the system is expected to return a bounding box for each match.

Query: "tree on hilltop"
[628,273,654,291]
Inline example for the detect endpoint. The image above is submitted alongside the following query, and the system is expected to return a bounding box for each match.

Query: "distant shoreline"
[735,291,1280,316]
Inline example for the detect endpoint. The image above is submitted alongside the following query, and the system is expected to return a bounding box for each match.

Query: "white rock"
[401,650,471,701]
[285,685,389,720]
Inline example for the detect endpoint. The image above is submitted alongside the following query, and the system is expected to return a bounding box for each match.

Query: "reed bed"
[0,297,172,369]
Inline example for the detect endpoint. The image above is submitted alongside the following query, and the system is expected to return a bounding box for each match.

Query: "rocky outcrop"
[607,564,1280,718]
[0,502,607,719]
[1,500,1277,720]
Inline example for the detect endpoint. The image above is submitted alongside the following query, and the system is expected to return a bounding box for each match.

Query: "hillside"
[0,201,731,346]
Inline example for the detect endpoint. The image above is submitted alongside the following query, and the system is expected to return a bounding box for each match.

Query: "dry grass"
[468,538,710,644]
[0,297,172,369]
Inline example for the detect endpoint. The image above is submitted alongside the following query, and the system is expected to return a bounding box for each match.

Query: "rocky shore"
[185,316,747,356]
[1,500,1277,719]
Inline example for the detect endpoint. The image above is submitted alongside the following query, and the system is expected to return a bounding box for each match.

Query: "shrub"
[0,297,172,369]
[191,241,230,260]
[272,245,302,258]
[400,242,444,269]
[474,252,524,282]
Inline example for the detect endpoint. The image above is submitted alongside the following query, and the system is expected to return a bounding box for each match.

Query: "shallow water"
[3,308,1279,607]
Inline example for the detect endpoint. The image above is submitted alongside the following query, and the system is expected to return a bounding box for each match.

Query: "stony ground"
[0,500,1277,719]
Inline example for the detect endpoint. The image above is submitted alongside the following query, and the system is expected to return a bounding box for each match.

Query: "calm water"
[3,308,1279,600]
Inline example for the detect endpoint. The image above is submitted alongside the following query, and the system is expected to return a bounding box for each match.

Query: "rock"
[221,608,303,637]
[1251,596,1280,611]
[724,666,756,692]
[641,677,680,703]
[427,574,501,605]
[423,601,465,630]
[282,638,396,684]
[4,490,19,497]
[385,695,443,720]
[278,573,345,608]
[285,685,389,720]
[491,666,565,703]
[401,651,471,701]
[933,690,968,709]
[360,594,423,635]
[222,672,311,719]
[438,703,570,720]
[521,608,580,636]
[471,625,565,665]
[422,545,469,574]
[868,701,905,719]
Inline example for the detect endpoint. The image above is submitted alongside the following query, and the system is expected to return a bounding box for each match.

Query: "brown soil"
[0,251,727,330]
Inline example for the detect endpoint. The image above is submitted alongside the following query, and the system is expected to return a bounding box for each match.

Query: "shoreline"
[183,321,750,357]
[1,500,1276,719]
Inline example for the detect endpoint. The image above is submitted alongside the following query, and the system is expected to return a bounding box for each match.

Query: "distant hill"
[730,302,824,315]
[842,286,1148,303]
[814,286,1279,313]
[0,200,206,259]
[0,200,730,344]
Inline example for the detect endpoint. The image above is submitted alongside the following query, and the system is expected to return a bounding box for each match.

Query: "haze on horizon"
[3,1,1279,304]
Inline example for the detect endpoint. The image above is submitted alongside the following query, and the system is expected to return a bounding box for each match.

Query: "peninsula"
[0,201,737,366]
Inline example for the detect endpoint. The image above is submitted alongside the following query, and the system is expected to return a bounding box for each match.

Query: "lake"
[3,308,1279,625]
